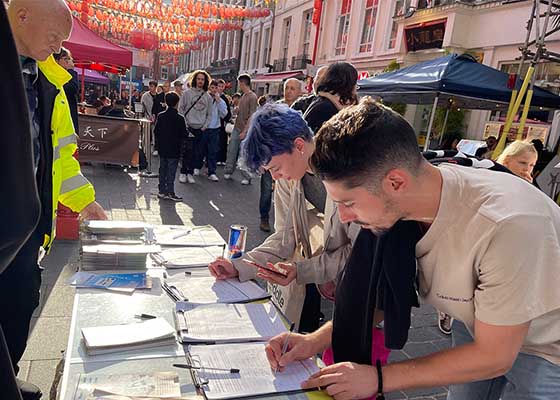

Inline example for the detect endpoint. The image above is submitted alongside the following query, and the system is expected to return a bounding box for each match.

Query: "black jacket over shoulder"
[303,95,339,133]
[1,5,39,399]
[154,108,187,159]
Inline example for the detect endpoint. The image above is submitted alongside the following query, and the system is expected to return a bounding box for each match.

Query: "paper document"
[74,372,181,399]
[164,276,269,304]
[188,342,320,400]
[81,317,176,355]
[175,302,286,343]
[69,272,152,293]
[152,247,223,269]
[84,220,151,234]
[151,225,225,247]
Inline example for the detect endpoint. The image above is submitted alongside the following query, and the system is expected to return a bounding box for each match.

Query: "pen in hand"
[275,322,296,374]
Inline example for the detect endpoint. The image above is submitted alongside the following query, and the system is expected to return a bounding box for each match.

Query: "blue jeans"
[259,170,273,219]
[198,128,220,175]
[158,158,179,194]
[447,321,560,400]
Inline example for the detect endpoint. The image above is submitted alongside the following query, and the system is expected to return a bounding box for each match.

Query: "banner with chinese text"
[77,114,140,166]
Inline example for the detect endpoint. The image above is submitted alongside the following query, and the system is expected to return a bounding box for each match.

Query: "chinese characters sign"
[405,20,446,52]
[77,114,140,166]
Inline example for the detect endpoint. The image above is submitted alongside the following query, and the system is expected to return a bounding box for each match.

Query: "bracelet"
[376,359,385,400]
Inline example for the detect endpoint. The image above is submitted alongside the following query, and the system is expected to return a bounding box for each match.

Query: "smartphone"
[243,260,289,278]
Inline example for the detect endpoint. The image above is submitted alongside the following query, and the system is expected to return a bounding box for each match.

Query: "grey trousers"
[224,128,251,180]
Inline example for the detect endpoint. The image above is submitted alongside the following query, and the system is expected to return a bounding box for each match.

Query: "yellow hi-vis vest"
[37,55,95,249]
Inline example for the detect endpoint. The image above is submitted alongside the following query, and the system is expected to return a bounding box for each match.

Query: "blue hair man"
[241,103,313,174]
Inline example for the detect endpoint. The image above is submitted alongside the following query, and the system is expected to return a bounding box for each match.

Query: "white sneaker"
[152,150,158,156]
[187,174,195,184]
[193,169,200,176]
[241,179,250,185]
[208,174,219,182]
[223,174,232,180]
[179,173,187,183]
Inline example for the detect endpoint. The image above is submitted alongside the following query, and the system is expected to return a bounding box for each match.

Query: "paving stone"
[27,357,63,397]
[402,342,440,359]
[22,317,71,361]
[407,327,447,343]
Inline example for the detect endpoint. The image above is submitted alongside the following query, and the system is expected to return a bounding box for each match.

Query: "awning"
[76,68,110,85]
[64,17,132,74]
[251,70,305,84]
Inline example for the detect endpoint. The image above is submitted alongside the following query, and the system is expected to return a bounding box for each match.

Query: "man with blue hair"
[209,103,359,332]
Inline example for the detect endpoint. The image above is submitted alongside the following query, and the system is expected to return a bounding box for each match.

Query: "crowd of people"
[2,0,560,399]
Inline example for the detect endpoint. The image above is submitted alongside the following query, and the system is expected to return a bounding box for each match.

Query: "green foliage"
[384,60,400,72]
[433,108,465,139]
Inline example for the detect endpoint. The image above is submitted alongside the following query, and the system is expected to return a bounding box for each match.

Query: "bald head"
[283,78,303,106]
[313,66,328,93]
[8,0,72,61]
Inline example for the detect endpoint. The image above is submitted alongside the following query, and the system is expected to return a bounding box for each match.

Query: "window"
[388,0,404,49]
[301,10,313,56]
[335,0,352,56]
[359,0,378,53]
[243,33,251,70]
[281,17,292,62]
[252,30,260,69]
[161,65,168,80]
[262,27,271,66]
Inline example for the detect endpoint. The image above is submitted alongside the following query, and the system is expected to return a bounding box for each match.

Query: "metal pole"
[439,107,450,146]
[424,95,439,151]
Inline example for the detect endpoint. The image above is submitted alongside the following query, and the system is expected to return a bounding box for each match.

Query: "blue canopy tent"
[357,54,560,149]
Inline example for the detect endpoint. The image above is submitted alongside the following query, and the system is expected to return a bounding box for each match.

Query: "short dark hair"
[238,74,251,87]
[165,92,180,108]
[218,79,226,85]
[311,97,423,190]
[316,62,358,105]
[53,47,71,61]
[210,79,219,87]
[190,70,211,91]
[257,95,267,107]
[148,81,158,87]
[173,80,183,87]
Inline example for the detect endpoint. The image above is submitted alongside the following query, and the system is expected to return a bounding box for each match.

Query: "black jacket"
[220,93,231,126]
[1,5,39,399]
[64,68,79,133]
[154,108,188,158]
[303,95,339,133]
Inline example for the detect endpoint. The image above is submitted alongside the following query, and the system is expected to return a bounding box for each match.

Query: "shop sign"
[405,20,445,52]
[358,71,369,80]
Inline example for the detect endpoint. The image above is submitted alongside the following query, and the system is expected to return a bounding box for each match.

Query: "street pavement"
[19,163,451,399]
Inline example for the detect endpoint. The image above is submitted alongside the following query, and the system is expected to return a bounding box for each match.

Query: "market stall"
[358,54,560,150]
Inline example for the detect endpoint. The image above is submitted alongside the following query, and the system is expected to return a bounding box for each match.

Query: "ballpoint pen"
[134,313,157,319]
[173,363,240,373]
[275,322,296,374]
[221,243,226,258]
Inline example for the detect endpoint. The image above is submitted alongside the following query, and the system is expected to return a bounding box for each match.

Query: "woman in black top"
[303,62,358,133]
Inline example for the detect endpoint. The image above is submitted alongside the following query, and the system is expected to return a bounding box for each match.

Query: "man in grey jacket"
[178,70,212,184]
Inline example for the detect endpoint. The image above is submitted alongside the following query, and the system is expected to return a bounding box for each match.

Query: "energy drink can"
[228,225,248,259]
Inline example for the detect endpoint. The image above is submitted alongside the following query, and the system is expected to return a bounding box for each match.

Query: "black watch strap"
[376,359,385,399]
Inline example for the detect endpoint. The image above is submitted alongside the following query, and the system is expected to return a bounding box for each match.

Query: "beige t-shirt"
[416,164,560,365]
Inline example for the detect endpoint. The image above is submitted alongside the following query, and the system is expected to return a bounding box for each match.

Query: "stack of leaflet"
[69,271,152,293]
[82,220,151,244]
[81,317,176,356]
[150,246,225,269]
[150,225,225,247]
[174,302,286,344]
[81,244,161,271]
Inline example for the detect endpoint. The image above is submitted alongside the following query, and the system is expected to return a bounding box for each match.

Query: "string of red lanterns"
[66,0,271,54]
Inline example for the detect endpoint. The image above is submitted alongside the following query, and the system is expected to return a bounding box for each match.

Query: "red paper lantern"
[129,28,159,50]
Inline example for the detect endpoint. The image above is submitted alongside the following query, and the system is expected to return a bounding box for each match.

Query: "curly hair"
[189,70,211,91]
[241,103,313,173]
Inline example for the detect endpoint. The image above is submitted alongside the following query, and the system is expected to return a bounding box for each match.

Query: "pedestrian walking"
[178,70,212,184]
[224,74,257,185]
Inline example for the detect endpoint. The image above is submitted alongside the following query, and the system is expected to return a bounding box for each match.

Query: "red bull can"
[228,225,248,259]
